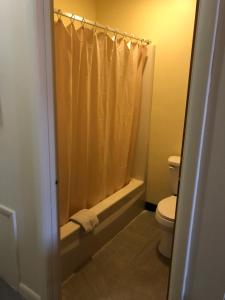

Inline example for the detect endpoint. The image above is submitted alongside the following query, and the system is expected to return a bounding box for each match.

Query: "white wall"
[0,1,58,299]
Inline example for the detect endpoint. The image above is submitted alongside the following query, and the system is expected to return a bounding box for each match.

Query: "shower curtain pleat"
[54,20,148,226]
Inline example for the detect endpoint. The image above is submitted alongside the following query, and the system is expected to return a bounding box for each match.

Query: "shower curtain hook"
[130,34,134,43]
[81,17,86,28]
[114,29,119,40]
[104,26,109,36]
[126,33,130,41]
[70,13,75,25]
[127,34,134,49]
[57,9,62,21]
[93,21,97,33]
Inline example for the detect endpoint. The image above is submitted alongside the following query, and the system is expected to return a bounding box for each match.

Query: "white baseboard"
[0,205,19,288]
[19,283,41,300]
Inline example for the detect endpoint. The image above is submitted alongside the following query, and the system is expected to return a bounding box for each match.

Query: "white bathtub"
[60,178,145,281]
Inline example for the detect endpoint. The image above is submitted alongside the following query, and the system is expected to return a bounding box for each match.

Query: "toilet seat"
[156,196,177,222]
[155,196,177,258]
[155,196,177,233]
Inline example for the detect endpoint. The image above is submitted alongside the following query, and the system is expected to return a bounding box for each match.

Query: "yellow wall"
[96,0,196,203]
[54,0,96,20]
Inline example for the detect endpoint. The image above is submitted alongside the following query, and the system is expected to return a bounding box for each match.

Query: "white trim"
[43,1,61,299]
[0,204,16,217]
[0,205,20,289]
[19,283,41,300]
[168,0,222,298]
[36,0,60,299]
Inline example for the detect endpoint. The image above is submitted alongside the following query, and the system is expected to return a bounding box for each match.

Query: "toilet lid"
[157,196,177,221]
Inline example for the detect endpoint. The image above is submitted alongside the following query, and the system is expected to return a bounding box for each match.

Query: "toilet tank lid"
[168,156,181,167]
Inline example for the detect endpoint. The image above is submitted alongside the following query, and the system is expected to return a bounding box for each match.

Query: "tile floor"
[62,211,170,300]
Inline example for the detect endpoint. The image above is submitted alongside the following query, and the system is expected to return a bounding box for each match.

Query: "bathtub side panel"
[61,184,145,281]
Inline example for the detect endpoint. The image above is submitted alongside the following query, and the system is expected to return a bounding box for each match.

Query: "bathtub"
[60,178,145,281]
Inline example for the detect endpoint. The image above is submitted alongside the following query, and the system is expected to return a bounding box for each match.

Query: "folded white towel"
[70,209,99,233]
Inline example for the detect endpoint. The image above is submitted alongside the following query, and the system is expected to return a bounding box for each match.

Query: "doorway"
[1,0,224,299]
[52,1,198,299]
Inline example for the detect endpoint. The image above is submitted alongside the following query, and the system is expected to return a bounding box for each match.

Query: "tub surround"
[60,179,145,281]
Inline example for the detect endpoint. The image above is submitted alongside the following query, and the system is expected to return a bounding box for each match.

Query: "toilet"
[155,156,181,258]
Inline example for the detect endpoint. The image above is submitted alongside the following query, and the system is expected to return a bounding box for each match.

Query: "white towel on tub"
[70,209,99,233]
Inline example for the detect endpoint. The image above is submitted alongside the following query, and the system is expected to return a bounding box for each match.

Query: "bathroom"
[53,0,197,298]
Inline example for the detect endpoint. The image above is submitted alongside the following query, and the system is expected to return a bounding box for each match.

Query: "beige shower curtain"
[54,19,148,226]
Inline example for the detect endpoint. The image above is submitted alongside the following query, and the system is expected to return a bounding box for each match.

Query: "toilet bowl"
[155,155,180,258]
[155,196,176,258]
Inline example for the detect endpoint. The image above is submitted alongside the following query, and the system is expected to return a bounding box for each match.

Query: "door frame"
[38,0,60,299]
[40,0,223,299]
[168,0,224,299]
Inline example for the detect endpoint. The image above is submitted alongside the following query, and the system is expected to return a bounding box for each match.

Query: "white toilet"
[155,156,181,258]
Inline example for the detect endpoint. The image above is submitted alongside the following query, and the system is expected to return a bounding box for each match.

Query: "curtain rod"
[54,9,151,45]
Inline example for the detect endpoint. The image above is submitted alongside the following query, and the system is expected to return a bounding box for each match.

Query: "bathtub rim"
[60,178,144,241]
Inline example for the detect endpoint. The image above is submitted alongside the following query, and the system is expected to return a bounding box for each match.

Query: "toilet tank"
[168,156,181,195]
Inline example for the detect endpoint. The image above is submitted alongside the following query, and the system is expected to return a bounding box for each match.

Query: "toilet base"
[158,230,173,258]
